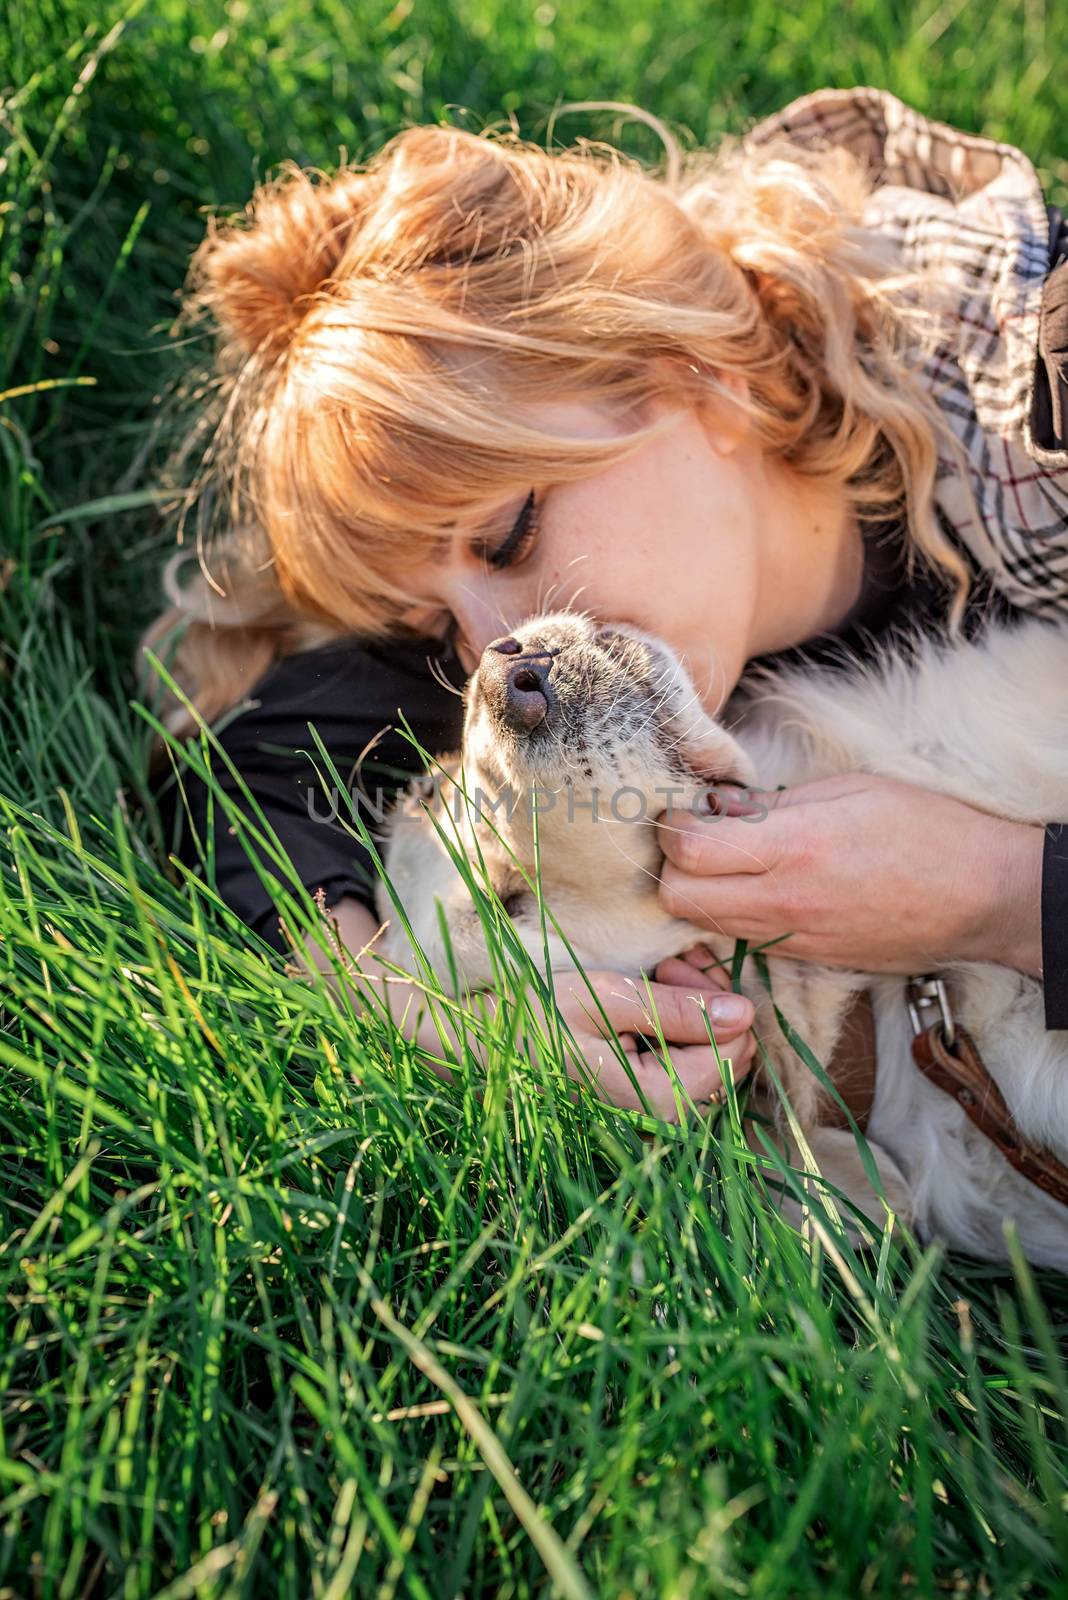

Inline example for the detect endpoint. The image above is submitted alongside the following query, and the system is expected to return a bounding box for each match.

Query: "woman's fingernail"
[706,994,751,1027]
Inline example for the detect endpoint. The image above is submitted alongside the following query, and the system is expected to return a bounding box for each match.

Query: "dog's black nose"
[481,637,554,732]
[505,661,550,729]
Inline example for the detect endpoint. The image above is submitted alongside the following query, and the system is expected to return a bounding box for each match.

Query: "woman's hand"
[656,773,1045,976]
[300,897,757,1122]
[539,966,756,1119]
[381,964,757,1122]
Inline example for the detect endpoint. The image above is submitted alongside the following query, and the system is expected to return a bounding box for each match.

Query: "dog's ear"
[497,877,535,921]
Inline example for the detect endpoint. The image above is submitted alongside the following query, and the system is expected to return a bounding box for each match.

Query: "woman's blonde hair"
[142,102,977,743]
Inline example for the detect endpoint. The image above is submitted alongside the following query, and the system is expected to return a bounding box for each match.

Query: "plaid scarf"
[746,86,1068,618]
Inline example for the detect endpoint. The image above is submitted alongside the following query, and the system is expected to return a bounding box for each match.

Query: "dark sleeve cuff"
[1041,822,1068,1029]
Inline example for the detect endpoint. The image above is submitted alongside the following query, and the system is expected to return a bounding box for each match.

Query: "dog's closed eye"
[501,889,531,918]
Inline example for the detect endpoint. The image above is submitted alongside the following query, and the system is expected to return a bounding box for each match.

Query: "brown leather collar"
[912,1021,1068,1208]
[824,989,878,1131]
[825,990,1068,1209]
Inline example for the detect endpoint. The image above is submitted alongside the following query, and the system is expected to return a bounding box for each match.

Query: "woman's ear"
[695,366,752,456]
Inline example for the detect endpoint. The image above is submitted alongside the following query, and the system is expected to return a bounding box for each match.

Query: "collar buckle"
[906,974,956,1048]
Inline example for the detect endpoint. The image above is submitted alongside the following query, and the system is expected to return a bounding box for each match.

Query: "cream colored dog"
[377,613,1068,1270]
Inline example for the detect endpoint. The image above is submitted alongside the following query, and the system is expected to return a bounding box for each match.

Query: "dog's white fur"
[377,614,1068,1270]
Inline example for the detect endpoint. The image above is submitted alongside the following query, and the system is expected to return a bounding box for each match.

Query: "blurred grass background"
[3,2,1068,1595]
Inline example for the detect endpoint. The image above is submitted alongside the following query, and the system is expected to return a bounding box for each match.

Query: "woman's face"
[397,387,854,714]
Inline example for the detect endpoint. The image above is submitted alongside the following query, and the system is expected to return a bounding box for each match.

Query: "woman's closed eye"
[481,490,542,571]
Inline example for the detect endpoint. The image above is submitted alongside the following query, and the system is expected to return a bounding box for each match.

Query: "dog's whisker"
[456,576,513,642]
[596,819,733,936]
[426,654,467,698]
[538,554,590,615]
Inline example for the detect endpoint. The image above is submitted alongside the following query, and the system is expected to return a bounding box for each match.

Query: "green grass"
[4,1,1068,1594]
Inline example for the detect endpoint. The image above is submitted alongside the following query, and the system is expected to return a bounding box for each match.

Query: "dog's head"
[376,613,756,990]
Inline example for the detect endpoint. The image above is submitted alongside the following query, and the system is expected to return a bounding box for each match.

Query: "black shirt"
[154,514,1067,1028]
[156,635,467,952]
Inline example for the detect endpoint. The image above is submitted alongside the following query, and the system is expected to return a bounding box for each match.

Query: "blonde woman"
[147,86,1068,1118]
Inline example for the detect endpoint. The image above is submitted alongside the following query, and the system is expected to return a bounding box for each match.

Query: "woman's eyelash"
[486,490,540,570]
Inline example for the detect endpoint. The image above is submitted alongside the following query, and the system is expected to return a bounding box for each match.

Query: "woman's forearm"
[957,815,1044,978]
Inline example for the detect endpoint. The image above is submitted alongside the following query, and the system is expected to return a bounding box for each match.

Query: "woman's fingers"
[560,971,754,1044]
[657,808,780,877]
[378,954,759,1123]
[623,1035,757,1116]
[556,1034,756,1120]
[548,970,759,1120]
[654,949,734,990]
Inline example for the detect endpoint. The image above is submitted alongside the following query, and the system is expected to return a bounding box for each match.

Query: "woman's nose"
[452,636,480,676]
[449,593,517,666]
